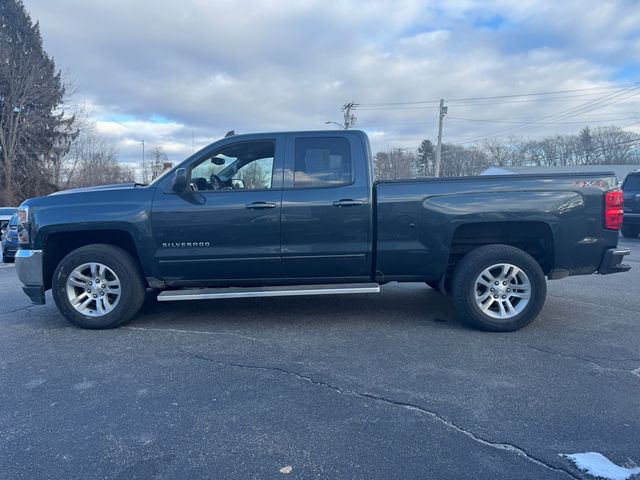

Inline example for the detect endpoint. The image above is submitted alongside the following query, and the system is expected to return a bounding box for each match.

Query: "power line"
[455,86,640,144]
[447,115,640,125]
[359,112,640,129]
[357,84,637,107]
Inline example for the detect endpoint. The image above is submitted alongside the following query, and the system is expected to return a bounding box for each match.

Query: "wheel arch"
[42,229,145,290]
[447,221,555,280]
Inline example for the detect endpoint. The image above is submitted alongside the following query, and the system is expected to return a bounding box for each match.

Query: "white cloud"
[25,0,640,165]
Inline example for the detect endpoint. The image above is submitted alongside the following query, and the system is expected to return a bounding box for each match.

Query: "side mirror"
[171,168,188,193]
[231,179,245,190]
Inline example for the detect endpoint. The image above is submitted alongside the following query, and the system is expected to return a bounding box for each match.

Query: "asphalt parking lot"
[1,239,639,480]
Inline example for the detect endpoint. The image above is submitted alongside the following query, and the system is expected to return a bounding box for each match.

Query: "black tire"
[52,244,146,329]
[621,225,640,238]
[3,255,12,264]
[451,244,547,332]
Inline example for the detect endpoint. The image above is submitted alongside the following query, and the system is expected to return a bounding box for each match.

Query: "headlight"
[17,205,29,245]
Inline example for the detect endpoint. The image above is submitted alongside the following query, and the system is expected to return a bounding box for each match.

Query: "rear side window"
[294,137,352,188]
[623,174,640,191]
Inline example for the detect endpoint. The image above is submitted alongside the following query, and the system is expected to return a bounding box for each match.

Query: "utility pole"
[342,101,357,129]
[141,140,146,183]
[434,98,447,177]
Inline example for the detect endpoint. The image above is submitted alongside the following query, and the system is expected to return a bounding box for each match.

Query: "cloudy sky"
[26,0,640,174]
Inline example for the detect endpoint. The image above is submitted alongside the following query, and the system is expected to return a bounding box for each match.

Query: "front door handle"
[333,199,365,207]
[245,201,277,209]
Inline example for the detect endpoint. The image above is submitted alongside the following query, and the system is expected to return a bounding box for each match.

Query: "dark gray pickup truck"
[15,130,630,331]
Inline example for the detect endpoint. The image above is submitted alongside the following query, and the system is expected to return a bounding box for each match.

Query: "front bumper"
[598,247,631,275]
[15,249,45,304]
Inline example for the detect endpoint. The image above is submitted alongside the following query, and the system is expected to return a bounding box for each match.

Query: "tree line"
[374,125,640,180]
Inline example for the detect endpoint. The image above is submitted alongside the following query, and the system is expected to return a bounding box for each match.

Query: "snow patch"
[562,452,640,480]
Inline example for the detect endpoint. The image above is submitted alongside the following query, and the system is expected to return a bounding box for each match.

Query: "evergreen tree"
[0,0,75,204]
[415,139,435,176]
[578,126,595,165]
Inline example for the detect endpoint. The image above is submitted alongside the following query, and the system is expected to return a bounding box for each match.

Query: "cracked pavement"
[0,237,639,479]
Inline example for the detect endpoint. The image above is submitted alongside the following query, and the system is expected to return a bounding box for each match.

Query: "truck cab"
[149,130,373,286]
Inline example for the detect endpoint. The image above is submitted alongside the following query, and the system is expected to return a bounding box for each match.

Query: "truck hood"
[49,183,144,195]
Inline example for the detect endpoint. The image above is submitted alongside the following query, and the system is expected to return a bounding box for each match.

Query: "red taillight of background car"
[604,189,624,230]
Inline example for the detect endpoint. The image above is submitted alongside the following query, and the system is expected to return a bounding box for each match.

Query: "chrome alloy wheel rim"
[474,263,531,320]
[66,262,121,317]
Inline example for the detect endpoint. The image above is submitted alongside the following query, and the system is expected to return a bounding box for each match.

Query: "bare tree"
[373,148,415,180]
[440,144,489,177]
[590,126,639,165]
[63,133,134,188]
[145,145,169,182]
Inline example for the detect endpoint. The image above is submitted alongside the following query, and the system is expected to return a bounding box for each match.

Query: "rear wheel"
[52,244,146,329]
[621,225,640,238]
[452,245,546,332]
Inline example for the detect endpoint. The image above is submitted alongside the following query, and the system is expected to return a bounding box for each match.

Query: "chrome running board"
[157,283,380,302]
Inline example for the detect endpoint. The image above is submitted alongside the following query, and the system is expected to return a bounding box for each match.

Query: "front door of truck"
[280,133,372,281]
[150,136,284,283]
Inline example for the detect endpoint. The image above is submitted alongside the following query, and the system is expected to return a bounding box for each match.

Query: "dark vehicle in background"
[621,170,640,238]
[13,130,631,332]
[2,214,19,263]
[0,207,17,241]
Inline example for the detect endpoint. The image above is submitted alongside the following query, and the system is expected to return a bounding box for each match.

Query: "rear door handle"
[245,201,277,209]
[333,199,365,207]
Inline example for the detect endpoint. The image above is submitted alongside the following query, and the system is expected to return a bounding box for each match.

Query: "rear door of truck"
[280,131,372,281]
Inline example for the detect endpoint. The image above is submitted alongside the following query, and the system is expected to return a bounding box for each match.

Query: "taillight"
[604,189,623,230]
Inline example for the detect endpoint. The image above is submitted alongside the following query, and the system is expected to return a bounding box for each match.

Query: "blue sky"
[25,0,640,174]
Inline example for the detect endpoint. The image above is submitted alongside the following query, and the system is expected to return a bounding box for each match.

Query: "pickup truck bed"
[14,130,630,332]
[375,173,621,283]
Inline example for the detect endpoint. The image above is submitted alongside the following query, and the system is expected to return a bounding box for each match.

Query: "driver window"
[189,140,275,191]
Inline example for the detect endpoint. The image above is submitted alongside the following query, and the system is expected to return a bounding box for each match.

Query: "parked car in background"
[621,170,640,238]
[0,207,17,241]
[2,213,19,263]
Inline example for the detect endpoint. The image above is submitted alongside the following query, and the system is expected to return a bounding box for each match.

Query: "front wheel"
[451,245,547,332]
[52,244,146,329]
